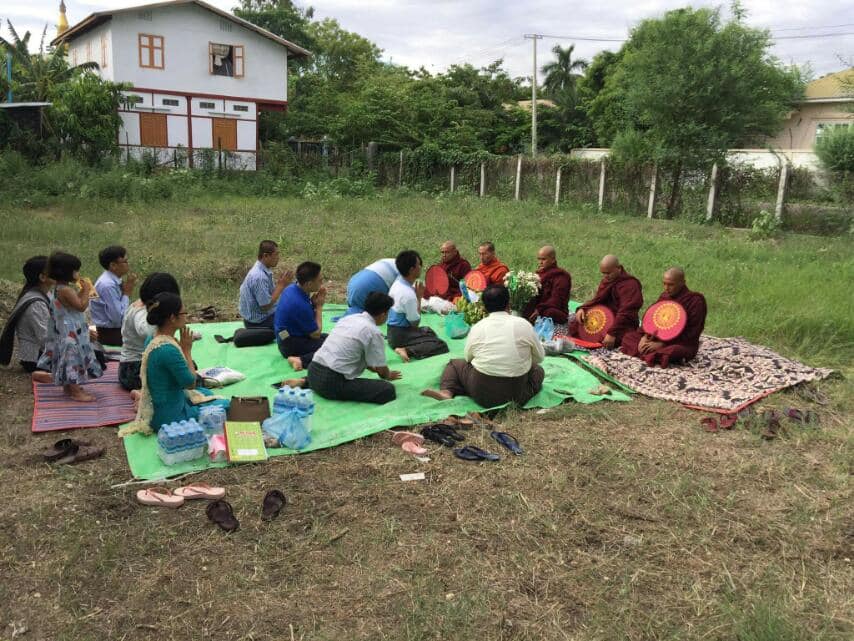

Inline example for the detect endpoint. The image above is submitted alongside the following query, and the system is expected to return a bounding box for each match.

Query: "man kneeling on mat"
[422,284,545,407]
[275,261,327,371]
[387,250,449,362]
[285,292,401,404]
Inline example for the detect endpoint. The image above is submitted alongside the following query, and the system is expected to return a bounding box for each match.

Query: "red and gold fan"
[424,265,449,298]
[576,304,614,343]
[642,300,687,341]
[464,270,488,293]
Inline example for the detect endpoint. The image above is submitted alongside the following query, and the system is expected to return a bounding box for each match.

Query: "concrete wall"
[766,102,853,150]
[108,4,288,102]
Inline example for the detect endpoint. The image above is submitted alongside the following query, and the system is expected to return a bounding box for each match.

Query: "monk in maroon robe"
[523,245,571,324]
[437,240,471,301]
[569,255,643,348]
[621,267,707,368]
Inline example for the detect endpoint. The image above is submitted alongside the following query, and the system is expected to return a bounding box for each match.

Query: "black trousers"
[387,326,449,359]
[306,362,396,405]
[244,316,274,330]
[278,334,327,368]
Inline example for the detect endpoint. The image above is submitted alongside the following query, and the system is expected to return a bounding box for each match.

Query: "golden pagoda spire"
[57,1,69,38]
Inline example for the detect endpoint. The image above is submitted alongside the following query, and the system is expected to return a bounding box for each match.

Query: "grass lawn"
[0,193,851,640]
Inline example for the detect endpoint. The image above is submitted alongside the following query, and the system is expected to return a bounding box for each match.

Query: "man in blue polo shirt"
[387,250,449,362]
[275,261,327,371]
[238,240,294,330]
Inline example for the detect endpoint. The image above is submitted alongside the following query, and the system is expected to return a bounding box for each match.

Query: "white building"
[52,0,310,170]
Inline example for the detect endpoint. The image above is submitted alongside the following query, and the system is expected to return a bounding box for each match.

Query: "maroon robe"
[569,268,643,344]
[439,253,471,301]
[621,287,707,368]
[523,265,572,324]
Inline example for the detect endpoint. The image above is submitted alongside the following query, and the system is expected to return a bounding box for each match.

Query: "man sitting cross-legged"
[422,284,545,408]
[387,250,450,362]
[274,261,327,371]
[285,292,402,405]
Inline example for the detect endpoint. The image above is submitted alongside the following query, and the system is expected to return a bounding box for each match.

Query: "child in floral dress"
[37,252,103,401]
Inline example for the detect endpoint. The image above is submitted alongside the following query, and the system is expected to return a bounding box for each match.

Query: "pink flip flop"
[401,440,428,456]
[391,431,424,447]
[173,483,226,500]
[136,487,185,508]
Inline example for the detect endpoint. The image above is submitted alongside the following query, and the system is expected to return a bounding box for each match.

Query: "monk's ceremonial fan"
[424,265,449,297]
[577,305,614,343]
[642,300,687,341]
[464,271,488,292]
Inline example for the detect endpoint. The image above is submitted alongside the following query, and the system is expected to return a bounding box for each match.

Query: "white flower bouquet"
[503,270,541,312]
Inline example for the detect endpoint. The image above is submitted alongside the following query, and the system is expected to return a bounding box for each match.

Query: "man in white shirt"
[294,292,401,405]
[387,250,449,362]
[422,285,545,407]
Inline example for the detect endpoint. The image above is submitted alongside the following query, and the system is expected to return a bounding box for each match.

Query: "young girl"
[37,251,103,402]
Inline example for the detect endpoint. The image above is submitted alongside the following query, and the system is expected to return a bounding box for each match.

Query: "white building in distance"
[52,0,310,170]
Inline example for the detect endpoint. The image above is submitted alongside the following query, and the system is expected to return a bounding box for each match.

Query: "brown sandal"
[261,490,287,521]
[49,440,104,465]
[42,438,91,462]
[206,499,240,532]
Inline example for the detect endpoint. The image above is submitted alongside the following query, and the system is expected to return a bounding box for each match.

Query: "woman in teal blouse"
[140,293,226,431]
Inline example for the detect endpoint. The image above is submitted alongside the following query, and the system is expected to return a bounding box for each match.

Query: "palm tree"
[540,44,588,107]
[1,20,98,103]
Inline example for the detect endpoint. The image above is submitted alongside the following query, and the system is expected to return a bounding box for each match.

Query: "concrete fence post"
[705,162,719,222]
[554,166,562,206]
[450,165,456,193]
[480,161,486,197]
[775,163,789,223]
[515,154,522,201]
[398,150,404,187]
[597,159,606,212]
[647,163,658,219]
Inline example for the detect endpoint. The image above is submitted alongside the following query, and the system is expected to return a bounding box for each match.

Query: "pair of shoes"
[421,424,465,447]
[206,489,287,533]
[391,431,428,456]
[453,432,523,461]
[700,414,738,433]
[42,438,104,465]
[136,483,226,508]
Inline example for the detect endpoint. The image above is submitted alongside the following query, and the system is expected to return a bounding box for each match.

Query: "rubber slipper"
[421,426,456,447]
[761,410,782,440]
[136,487,185,508]
[441,415,474,429]
[701,417,718,433]
[391,431,424,447]
[173,483,226,500]
[54,444,105,465]
[206,499,240,531]
[490,431,524,455]
[261,490,287,521]
[719,414,738,430]
[42,438,86,462]
[401,440,428,456]
[432,424,465,442]
[786,408,805,423]
[453,445,500,462]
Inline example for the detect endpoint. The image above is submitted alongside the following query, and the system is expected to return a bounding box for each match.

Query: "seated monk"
[421,284,545,408]
[473,241,509,287]
[621,267,707,368]
[523,245,571,324]
[569,255,643,348]
[436,240,471,300]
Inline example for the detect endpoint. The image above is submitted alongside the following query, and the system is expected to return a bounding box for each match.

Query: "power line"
[766,22,854,32]
[773,32,854,40]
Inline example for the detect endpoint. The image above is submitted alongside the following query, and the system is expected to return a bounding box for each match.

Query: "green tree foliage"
[541,44,588,107]
[815,125,854,172]
[233,0,315,56]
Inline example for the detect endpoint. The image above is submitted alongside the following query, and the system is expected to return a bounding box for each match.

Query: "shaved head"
[537,245,557,270]
[440,241,459,263]
[600,254,623,282]
[441,240,456,252]
[663,267,686,296]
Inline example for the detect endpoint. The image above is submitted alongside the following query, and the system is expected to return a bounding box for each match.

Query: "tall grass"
[0,191,851,371]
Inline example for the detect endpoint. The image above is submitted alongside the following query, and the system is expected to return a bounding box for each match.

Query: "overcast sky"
[4,0,852,80]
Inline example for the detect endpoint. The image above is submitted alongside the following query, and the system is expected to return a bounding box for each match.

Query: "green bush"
[815,124,854,172]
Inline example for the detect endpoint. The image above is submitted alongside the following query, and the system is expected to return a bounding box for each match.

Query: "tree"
[540,44,588,107]
[589,5,803,216]
[233,0,315,55]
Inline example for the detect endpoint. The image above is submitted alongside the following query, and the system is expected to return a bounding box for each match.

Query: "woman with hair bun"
[119,292,226,435]
[118,272,180,392]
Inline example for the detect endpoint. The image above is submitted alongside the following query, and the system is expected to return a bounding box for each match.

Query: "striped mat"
[31,362,137,433]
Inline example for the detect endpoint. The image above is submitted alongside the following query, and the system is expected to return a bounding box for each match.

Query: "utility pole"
[524,34,543,157]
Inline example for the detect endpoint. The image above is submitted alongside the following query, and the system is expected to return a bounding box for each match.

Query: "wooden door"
[212,118,237,151]
[139,112,167,147]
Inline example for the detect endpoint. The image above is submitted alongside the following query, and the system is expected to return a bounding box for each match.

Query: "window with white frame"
[209,43,244,78]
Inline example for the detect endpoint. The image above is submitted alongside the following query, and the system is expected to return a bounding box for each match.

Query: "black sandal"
[206,500,240,532]
[261,490,287,521]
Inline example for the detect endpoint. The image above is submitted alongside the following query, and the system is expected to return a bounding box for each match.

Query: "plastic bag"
[534,317,555,342]
[262,409,312,450]
[198,366,245,386]
[445,311,470,339]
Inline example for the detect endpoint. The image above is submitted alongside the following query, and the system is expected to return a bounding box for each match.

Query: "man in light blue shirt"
[345,258,398,315]
[91,245,137,346]
[238,240,294,329]
[387,250,448,361]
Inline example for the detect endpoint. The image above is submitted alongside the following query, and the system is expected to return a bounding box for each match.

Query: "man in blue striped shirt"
[238,240,294,329]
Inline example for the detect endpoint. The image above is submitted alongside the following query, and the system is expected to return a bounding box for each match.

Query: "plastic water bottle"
[287,388,298,409]
[273,388,291,415]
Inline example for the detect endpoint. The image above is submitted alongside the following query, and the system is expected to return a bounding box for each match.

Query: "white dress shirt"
[464,311,545,377]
